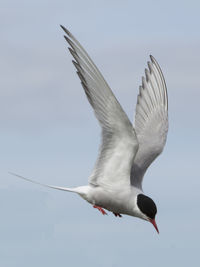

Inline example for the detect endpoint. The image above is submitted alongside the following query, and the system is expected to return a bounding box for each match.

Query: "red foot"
[93,205,107,215]
[113,212,122,217]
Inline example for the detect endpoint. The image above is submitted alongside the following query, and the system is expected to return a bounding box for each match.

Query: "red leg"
[93,205,107,215]
[113,212,122,217]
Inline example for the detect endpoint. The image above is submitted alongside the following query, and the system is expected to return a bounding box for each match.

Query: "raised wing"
[131,56,168,190]
[61,26,138,188]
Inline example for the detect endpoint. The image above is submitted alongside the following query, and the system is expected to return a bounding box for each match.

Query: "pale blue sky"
[1,0,200,266]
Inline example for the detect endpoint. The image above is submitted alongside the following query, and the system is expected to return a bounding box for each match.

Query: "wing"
[131,55,168,190]
[61,26,138,188]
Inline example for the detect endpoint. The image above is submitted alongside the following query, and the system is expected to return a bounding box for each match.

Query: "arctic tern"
[10,25,168,233]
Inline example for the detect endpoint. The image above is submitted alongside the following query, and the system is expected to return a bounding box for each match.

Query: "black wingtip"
[60,24,66,32]
[150,55,154,61]
[60,25,66,33]
[63,35,72,46]
[72,60,81,71]
[150,55,158,65]
[60,25,71,37]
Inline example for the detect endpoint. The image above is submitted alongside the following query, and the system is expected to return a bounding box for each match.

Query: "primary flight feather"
[11,25,168,233]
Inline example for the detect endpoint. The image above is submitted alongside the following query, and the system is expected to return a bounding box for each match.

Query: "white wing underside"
[131,56,168,190]
[61,26,139,189]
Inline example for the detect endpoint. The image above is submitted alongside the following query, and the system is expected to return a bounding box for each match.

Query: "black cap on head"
[137,194,157,219]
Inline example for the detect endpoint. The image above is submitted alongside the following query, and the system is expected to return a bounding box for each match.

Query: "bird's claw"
[113,212,122,217]
[93,205,107,215]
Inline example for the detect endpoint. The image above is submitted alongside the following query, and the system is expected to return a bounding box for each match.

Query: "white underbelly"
[84,186,134,215]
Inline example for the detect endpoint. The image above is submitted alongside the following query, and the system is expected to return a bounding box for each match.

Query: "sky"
[1,0,200,266]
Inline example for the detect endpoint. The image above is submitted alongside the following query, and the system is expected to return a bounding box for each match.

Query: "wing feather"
[131,56,168,190]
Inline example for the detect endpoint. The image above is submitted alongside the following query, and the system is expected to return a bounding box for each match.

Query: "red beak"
[149,218,159,234]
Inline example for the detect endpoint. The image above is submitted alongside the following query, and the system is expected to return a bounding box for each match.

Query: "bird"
[10,25,168,234]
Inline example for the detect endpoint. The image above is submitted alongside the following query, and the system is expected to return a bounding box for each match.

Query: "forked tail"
[9,172,77,193]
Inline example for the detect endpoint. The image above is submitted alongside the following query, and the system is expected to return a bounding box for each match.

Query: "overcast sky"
[1,0,200,266]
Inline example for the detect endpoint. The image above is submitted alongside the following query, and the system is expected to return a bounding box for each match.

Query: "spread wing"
[131,56,168,190]
[61,26,138,188]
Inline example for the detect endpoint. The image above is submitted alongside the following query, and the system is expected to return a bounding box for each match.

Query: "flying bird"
[11,25,168,233]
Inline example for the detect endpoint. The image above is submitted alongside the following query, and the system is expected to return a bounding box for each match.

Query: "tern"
[10,25,168,233]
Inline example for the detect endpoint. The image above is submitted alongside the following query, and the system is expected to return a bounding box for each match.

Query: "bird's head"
[136,194,159,234]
